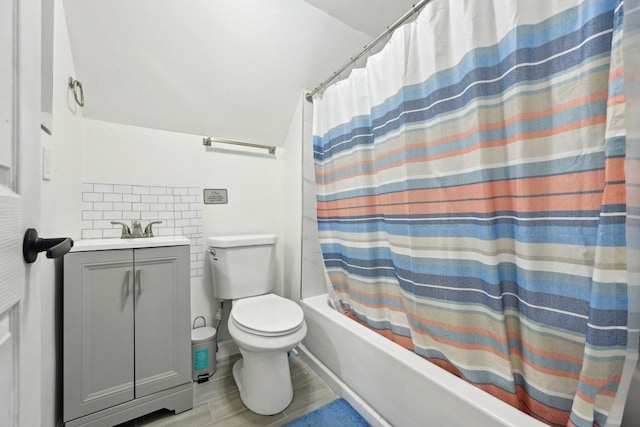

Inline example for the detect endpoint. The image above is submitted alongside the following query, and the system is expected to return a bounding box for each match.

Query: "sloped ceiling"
[63,0,416,145]
[300,0,416,37]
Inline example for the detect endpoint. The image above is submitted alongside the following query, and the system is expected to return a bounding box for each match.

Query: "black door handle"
[23,228,74,264]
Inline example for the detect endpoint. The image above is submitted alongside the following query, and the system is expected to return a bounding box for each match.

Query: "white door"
[0,0,24,424]
[0,0,42,426]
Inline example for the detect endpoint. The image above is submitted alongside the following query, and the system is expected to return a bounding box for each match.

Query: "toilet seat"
[231,294,304,337]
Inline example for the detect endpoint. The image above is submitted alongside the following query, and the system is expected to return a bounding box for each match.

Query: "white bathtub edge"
[297,343,391,427]
[301,293,547,427]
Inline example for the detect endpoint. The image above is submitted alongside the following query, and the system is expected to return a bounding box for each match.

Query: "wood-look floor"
[118,354,339,426]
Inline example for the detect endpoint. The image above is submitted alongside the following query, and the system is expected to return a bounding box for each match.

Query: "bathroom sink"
[71,236,190,252]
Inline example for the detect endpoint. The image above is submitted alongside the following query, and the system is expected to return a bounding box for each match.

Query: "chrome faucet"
[144,221,163,238]
[111,221,131,238]
[131,221,144,238]
[111,220,163,239]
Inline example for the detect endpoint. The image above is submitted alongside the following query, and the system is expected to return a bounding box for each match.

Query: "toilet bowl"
[207,234,307,415]
[228,293,307,415]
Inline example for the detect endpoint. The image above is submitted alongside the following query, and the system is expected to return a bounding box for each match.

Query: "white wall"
[39,1,85,425]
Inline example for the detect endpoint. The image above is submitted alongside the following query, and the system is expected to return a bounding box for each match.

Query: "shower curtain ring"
[68,77,84,107]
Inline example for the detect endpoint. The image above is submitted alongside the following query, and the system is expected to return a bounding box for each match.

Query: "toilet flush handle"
[207,248,216,256]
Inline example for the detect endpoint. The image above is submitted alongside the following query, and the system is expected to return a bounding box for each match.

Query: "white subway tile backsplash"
[150,186,167,195]
[175,219,190,227]
[122,211,141,220]
[113,184,132,193]
[93,202,114,211]
[103,228,121,239]
[93,220,116,229]
[94,184,114,193]
[132,186,150,195]
[104,193,123,202]
[113,202,132,211]
[83,211,103,220]
[182,211,196,219]
[150,203,167,211]
[103,211,123,220]
[82,183,203,278]
[141,195,158,203]
[123,194,141,203]
[157,228,174,236]
[83,193,103,202]
[183,226,198,235]
[141,212,159,220]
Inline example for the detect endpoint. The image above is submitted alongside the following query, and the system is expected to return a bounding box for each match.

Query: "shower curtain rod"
[305,0,433,102]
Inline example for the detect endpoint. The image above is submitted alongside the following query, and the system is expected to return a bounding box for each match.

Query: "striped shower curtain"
[312,0,639,426]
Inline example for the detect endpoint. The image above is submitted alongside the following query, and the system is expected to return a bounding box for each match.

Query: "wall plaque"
[203,189,228,204]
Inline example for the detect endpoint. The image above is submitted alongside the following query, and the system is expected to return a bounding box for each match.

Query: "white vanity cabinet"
[63,238,192,427]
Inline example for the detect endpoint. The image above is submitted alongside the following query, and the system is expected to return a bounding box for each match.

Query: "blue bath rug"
[282,398,371,427]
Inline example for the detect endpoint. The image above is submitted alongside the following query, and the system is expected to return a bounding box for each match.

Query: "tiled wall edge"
[81,183,204,278]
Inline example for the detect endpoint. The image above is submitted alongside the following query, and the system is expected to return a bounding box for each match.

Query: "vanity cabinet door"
[133,246,191,398]
[63,249,135,422]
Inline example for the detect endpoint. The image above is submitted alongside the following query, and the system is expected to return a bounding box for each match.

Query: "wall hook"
[68,77,84,107]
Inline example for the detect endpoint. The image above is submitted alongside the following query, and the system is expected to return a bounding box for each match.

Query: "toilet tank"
[207,234,277,300]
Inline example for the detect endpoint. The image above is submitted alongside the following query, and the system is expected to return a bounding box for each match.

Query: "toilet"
[207,234,307,415]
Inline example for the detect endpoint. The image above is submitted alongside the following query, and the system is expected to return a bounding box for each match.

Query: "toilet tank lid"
[207,234,277,248]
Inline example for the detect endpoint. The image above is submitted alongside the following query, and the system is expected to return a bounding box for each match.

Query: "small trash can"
[191,316,217,383]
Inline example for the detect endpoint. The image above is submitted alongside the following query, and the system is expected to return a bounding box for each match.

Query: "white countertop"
[70,236,190,252]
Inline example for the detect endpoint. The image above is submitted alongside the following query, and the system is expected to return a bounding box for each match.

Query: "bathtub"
[299,293,548,427]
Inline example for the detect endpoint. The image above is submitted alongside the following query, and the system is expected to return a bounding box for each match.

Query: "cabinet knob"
[23,228,74,264]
